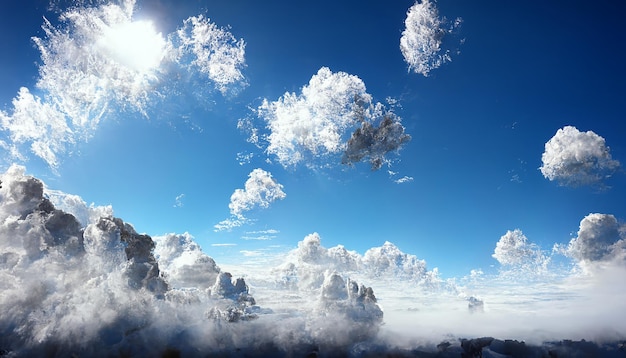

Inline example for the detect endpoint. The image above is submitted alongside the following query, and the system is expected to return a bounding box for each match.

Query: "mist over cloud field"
[1,0,626,356]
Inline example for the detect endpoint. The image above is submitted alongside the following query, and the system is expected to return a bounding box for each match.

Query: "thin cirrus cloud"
[244,67,411,170]
[0,0,246,169]
[400,0,462,77]
[214,168,286,231]
[540,126,620,187]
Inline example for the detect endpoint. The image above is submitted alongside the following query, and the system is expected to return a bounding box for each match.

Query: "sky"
[1,0,626,355]
[1,0,626,277]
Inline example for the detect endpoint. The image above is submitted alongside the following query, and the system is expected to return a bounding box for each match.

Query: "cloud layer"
[540,126,620,187]
[247,67,411,170]
[0,0,246,169]
[400,0,462,76]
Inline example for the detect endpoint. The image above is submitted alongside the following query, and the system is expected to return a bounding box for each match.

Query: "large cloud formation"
[400,0,462,77]
[540,126,620,187]
[247,67,411,170]
[0,166,388,357]
[0,0,246,169]
[215,168,286,231]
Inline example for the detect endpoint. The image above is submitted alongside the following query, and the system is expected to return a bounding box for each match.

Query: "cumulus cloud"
[273,233,444,292]
[248,67,410,170]
[400,0,462,76]
[215,169,285,231]
[492,229,550,274]
[540,126,620,187]
[0,0,246,168]
[566,213,625,263]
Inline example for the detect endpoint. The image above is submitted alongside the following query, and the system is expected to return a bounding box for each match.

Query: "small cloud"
[540,126,620,187]
[492,229,549,274]
[242,229,279,240]
[173,193,185,208]
[394,176,414,184]
[236,152,254,165]
[400,0,462,76]
[215,169,285,231]
[211,243,237,247]
[240,250,263,257]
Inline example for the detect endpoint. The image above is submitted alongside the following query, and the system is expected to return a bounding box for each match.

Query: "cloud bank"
[245,67,411,170]
[400,0,462,77]
[540,126,620,187]
[0,166,388,357]
[215,168,285,231]
[0,0,246,169]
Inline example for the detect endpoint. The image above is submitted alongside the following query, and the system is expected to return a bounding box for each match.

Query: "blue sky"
[1,0,625,279]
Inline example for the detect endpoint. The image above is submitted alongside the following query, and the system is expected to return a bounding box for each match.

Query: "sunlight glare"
[99,20,166,73]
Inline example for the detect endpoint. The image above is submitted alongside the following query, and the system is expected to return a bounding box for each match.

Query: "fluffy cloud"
[566,213,625,263]
[540,126,620,187]
[215,169,285,231]
[492,229,549,274]
[250,67,410,170]
[0,0,246,168]
[273,233,443,291]
[400,0,462,76]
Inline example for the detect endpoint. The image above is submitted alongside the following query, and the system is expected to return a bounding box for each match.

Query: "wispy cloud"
[173,193,185,208]
[215,169,285,231]
[400,0,462,76]
[540,126,620,187]
[211,243,237,247]
[394,176,414,184]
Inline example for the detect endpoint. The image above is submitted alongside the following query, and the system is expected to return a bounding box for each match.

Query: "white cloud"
[0,87,73,169]
[173,14,247,94]
[173,193,185,208]
[252,67,411,170]
[492,229,550,274]
[394,176,414,184]
[229,168,286,218]
[0,0,246,169]
[211,243,237,247]
[540,126,620,187]
[214,169,285,231]
[566,213,625,263]
[400,0,462,76]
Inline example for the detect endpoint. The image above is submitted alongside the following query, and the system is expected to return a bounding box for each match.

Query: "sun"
[98,20,167,73]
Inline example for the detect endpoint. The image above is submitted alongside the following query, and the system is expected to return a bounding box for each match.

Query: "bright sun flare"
[99,20,166,73]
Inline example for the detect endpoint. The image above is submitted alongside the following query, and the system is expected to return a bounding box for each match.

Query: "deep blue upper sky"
[1,0,625,277]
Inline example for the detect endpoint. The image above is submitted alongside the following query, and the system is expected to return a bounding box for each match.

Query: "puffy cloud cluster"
[273,233,444,291]
[492,229,550,274]
[0,0,246,169]
[566,213,625,263]
[215,168,286,231]
[400,0,462,76]
[248,67,410,170]
[540,126,620,187]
